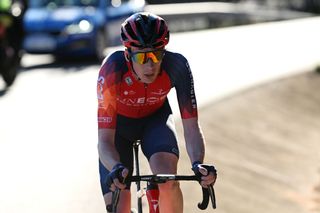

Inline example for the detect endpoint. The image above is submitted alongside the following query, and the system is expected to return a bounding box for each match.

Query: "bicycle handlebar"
[130,174,198,182]
[106,174,216,212]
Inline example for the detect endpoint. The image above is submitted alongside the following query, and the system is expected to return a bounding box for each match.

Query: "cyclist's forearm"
[185,131,205,164]
[182,118,205,164]
[98,129,121,171]
[98,141,121,170]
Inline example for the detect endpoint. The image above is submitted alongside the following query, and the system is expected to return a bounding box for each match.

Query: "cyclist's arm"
[98,128,128,190]
[183,117,217,188]
[182,117,205,164]
[96,55,122,170]
[168,54,203,162]
[98,128,121,171]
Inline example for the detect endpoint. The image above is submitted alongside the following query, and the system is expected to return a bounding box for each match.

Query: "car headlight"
[64,20,94,34]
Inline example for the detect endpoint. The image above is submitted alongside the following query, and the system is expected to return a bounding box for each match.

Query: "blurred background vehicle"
[0,0,26,87]
[23,0,145,61]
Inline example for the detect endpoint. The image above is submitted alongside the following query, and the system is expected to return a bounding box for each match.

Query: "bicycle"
[106,140,216,213]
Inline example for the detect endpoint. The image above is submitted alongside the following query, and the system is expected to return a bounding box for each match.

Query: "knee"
[158,181,180,194]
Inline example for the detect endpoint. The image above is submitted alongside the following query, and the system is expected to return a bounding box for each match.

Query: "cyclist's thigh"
[141,101,179,161]
[99,133,134,195]
[149,151,179,174]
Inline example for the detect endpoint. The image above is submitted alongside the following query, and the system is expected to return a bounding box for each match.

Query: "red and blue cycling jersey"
[97,50,198,129]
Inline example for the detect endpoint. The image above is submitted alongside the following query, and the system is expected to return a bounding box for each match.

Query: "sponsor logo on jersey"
[117,95,166,106]
[125,77,133,86]
[171,148,179,156]
[98,117,112,123]
[123,90,136,95]
[97,76,105,100]
[186,62,197,109]
[98,102,106,109]
[151,89,169,96]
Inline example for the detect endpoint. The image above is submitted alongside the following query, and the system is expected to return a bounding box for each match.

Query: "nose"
[145,59,156,67]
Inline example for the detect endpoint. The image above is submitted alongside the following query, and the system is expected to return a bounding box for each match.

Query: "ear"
[124,49,130,62]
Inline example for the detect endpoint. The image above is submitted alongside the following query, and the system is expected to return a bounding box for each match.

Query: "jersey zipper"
[139,83,148,117]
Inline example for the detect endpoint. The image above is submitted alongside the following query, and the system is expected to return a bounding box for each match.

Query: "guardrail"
[145,2,314,32]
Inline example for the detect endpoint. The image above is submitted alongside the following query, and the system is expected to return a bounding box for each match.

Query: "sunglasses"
[130,50,165,65]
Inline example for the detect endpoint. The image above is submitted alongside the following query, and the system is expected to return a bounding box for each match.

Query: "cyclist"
[97,12,217,213]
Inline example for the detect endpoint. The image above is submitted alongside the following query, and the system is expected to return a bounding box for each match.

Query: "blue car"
[23,0,145,60]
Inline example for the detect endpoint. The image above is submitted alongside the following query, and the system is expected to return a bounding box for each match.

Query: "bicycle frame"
[106,140,216,213]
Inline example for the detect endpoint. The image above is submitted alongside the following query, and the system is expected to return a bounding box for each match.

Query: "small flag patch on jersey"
[125,77,133,86]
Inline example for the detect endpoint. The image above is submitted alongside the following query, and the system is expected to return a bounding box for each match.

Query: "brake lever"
[197,185,216,210]
[208,185,216,209]
[106,188,120,213]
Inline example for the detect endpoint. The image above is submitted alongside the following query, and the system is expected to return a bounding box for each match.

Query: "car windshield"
[29,0,99,8]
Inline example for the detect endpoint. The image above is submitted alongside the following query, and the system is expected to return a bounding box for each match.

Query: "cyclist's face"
[129,47,163,84]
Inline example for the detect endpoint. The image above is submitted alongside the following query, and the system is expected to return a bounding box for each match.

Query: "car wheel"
[95,30,106,62]
[1,62,18,87]
[0,50,20,87]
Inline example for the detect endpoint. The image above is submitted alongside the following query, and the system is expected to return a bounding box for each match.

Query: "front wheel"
[1,64,18,87]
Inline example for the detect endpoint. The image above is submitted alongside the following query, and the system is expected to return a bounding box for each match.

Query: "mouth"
[144,73,155,78]
[143,69,156,76]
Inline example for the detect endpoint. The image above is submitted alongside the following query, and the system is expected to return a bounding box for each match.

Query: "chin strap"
[131,65,141,81]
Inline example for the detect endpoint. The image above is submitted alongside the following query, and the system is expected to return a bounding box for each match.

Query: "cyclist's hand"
[192,161,217,188]
[105,163,129,191]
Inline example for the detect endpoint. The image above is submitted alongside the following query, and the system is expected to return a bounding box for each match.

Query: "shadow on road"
[0,88,8,97]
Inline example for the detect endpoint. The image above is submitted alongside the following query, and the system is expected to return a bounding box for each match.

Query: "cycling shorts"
[99,100,180,195]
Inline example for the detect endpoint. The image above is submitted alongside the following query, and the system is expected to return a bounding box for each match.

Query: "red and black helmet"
[121,12,170,49]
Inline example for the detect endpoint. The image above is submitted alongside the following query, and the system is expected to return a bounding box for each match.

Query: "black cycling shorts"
[99,100,180,195]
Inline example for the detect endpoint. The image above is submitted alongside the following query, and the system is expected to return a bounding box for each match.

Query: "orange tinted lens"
[132,52,146,64]
[146,52,159,63]
[147,50,164,63]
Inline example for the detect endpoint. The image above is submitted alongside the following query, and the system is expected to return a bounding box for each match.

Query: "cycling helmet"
[121,12,169,49]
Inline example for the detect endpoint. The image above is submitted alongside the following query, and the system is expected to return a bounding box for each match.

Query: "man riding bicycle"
[97,12,217,213]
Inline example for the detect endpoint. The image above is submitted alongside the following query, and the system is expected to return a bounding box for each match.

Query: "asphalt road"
[177,69,320,213]
[1,17,320,213]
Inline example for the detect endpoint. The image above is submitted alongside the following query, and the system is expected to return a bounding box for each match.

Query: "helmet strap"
[126,48,141,81]
[124,48,130,62]
[131,65,141,81]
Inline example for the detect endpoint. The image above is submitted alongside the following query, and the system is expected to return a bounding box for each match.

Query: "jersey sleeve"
[164,52,198,119]
[97,52,123,129]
